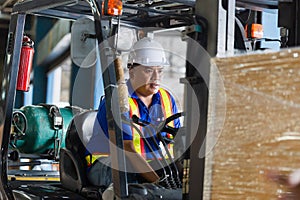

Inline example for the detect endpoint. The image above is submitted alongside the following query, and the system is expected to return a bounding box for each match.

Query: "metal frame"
[1,0,207,199]
[86,0,128,197]
[1,0,280,199]
[278,0,300,47]
[1,0,129,199]
[182,10,209,200]
[1,13,26,200]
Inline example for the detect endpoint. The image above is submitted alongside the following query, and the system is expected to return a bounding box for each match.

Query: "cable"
[12,111,27,135]
[155,113,185,188]
[132,114,183,188]
[141,123,177,189]
[122,116,171,189]
[11,111,27,148]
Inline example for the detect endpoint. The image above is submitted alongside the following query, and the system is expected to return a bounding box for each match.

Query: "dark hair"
[127,63,141,69]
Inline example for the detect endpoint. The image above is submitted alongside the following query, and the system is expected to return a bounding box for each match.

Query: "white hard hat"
[128,37,169,67]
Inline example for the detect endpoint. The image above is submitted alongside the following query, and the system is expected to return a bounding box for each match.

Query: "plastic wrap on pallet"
[205,48,300,200]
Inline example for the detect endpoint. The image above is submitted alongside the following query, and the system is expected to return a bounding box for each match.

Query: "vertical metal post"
[278,0,300,47]
[195,0,235,56]
[184,38,210,200]
[0,13,26,199]
[184,1,220,200]
[185,0,236,200]
[181,15,209,200]
[87,0,128,198]
[98,24,129,200]
[226,0,236,54]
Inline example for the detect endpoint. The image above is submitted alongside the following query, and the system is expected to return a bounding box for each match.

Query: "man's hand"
[123,140,159,183]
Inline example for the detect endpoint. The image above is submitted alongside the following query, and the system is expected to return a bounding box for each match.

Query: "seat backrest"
[60,110,100,192]
[66,110,98,157]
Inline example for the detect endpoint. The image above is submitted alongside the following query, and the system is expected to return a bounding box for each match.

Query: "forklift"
[1,0,208,199]
[0,0,292,199]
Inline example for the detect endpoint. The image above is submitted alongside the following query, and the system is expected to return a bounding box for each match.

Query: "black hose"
[134,113,184,188]
[132,114,182,189]
[157,132,182,188]
[122,117,171,189]
[140,123,177,189]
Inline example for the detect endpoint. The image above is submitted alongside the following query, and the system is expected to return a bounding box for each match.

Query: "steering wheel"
[158,112,185,136]
[131,112,185,189]
[131,112,185,142]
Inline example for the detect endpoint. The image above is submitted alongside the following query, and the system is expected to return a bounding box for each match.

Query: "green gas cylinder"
[14,105,75,154]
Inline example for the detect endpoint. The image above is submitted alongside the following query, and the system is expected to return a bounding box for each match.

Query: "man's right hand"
[123,140,159,183]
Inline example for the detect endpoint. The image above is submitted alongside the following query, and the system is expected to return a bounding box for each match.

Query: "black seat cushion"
[61,110,99,190]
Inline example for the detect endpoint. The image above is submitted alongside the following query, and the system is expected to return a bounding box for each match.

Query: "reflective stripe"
[158,88,174,158]
[8,176,60,182]
[87,88,175,166]
[158,88,174,128]
[128,88,175,159]
[128,98,145,158]
[86,153,109,167]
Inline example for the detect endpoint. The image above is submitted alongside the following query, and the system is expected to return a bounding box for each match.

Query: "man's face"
[130,65,164,96]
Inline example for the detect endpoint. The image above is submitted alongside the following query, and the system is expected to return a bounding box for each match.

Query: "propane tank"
[13,105,74,154]
[17,35,34,92]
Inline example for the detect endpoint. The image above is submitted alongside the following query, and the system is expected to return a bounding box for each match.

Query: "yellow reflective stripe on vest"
[158,88,174,128]
[158,88,175,158]
[129,88,175,159]
[85,154,109,167]
[128,98,144,157]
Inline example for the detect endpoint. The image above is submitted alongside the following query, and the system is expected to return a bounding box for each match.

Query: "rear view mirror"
[116,26,137,52]
[71,17,97,68]
[71,17,137,67]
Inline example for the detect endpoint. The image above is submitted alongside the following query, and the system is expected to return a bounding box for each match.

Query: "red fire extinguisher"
[17,35,34,92]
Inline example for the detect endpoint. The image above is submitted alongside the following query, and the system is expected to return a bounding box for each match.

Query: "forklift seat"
[59,109,184,200]
[59,110,105,199]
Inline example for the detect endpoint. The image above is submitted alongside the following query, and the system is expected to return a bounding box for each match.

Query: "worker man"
[86,37,181,188]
